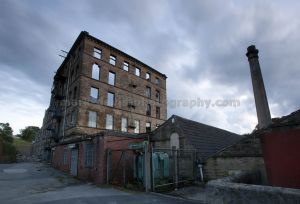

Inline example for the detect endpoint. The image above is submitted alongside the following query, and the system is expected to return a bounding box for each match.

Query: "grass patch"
[13,138,31,147]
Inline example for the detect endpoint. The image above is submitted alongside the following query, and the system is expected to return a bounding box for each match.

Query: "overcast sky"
[1,0,300,135]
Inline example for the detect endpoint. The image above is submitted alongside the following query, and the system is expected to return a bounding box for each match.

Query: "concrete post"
[246,45,272,129]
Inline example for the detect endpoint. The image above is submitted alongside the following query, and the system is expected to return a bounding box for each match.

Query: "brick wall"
[51,134,143,184]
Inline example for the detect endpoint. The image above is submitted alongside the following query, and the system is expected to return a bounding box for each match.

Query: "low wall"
[206,171,300,204]
[204,157,265,182]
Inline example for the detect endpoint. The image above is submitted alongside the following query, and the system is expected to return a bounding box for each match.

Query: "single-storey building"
[203,133,265,182]
[51,131,144,185]
[150,115,242,160]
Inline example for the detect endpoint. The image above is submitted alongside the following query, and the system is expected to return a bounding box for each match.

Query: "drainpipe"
[198,164,204,182]
[246,45,272,129]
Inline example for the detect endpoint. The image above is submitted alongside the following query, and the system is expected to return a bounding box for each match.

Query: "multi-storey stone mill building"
[38,31,167,151]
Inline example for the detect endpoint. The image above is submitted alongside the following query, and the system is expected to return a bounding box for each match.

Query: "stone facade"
[35,31,167,158]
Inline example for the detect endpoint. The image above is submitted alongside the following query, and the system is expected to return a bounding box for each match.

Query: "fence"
[107,149,145,190]
[152,148,199,192]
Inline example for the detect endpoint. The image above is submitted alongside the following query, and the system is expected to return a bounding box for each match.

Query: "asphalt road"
[0,162,201,204]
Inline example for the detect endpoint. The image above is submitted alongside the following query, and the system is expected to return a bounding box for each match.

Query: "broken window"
[156,90,160,102]
[90,87,99,103]
[109,55,116,66]
[156,107,160,119]
[155,77,160,85]
[123,61,129,71]
[93,48,101,59]
[135,67,141,77]
[146,104,151,116]
[92,64,100,80]
[146,122,151,133]
[145,86,151,98]
[146,72,150,80]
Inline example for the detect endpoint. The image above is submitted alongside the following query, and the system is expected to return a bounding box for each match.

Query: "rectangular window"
[156,90,160,102]
[123,61,129,71]
[134,120,140,133]
[146,104,151,116]
[93,48,101,59]
[145,86,151,98]
[135,67,141,77]
[146,72,150,80]
[106,114,113,130]
[146,122,151,133]
[156,107,160,119]
[85,143,94,167]
[92,64,100,80]
[88,111,97,128]
[90,87,99,103]
[109,55,116,66]
[107,92,114,107]
[121,117,127,132]
[155,77,160,85]
[63,149,68,165]
[108,72,115,86]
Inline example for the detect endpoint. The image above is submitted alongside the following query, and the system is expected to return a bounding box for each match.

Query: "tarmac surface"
[0,162,202,204]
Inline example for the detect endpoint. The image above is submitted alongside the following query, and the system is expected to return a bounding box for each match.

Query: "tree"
[19,126,40,142]
[0,123,13,143]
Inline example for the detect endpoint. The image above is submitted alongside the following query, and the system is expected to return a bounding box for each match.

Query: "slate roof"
[171,115,243,160]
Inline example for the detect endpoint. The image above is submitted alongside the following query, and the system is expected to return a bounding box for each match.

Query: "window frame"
[106,114,113,130]
[109,55,116,66]
[88,111,97,128]
[134,120,140,133]
[90,87,99,103]
[85,142,94,168]
[121,117,128,132]
[146,72,151,80]
[107,92,115,107]
[135,67,141,77]
[93,48,102,59]
[123,61,129,71]
[92,64,100,80]
[108,71,116,86]
[156,107,160,119]
[145,86,151,98]
[146,122,151,133]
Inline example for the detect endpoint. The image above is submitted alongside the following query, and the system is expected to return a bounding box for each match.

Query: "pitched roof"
[171,115,243,160]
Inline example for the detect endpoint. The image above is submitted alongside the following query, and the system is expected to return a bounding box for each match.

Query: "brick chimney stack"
[246,45,272,129]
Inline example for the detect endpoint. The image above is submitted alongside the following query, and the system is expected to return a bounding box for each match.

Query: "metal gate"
[151,148,197,192]
[107,149,145,190]
[70,148,78,176]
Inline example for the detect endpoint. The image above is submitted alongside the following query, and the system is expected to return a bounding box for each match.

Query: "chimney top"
[246,45,259,59]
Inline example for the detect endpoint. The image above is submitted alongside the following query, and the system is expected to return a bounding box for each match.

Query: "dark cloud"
[0,0,299,134]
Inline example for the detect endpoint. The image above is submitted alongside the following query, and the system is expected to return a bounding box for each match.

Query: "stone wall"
[206,171,300,204]
[204,157,265,181]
